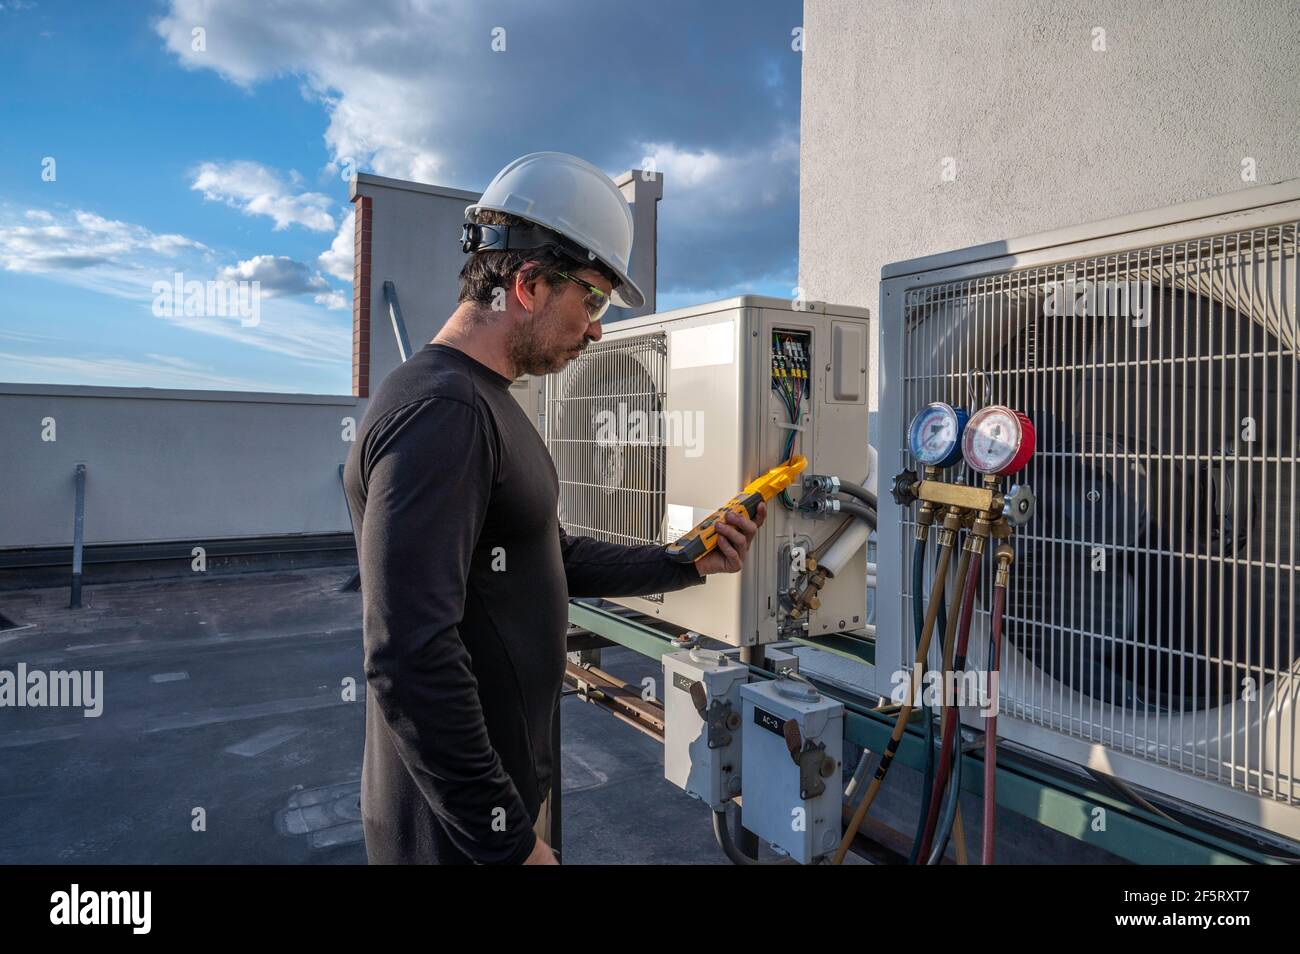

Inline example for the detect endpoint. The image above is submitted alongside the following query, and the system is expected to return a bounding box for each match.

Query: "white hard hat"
[462,151,645,309]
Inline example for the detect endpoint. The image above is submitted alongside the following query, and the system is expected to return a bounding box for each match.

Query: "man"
[343,153,765,865]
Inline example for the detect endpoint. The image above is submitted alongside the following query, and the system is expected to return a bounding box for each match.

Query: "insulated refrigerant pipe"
[831,505,962,865]
[982,544,1013,865]
[817,500,877,576]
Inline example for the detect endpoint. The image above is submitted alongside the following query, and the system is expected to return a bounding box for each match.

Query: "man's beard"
[506,303,583,376]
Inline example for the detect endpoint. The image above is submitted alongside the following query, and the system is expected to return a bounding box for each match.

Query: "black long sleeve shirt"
[343,343,705,865]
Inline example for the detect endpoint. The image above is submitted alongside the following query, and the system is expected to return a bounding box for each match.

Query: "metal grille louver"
[901,224,1298,805]
[545,333,668,599]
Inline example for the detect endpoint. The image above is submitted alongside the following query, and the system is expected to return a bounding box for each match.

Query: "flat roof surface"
[0,566,767,864]
[0,564,1123,864]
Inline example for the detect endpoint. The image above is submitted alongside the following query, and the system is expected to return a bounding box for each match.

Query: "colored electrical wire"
[771,332,810,509]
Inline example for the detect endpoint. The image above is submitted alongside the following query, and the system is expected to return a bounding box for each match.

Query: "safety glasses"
[556,270,612,323]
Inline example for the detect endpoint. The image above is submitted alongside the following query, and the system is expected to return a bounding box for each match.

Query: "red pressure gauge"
[961,405,1036,476]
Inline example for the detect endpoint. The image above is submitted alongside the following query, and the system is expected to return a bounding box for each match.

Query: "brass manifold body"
[892,467,1035,533]
[788,468,1031,619]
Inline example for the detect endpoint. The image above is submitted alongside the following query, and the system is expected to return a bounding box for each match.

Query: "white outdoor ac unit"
[876,180,1300,844]
[545,296,871,646]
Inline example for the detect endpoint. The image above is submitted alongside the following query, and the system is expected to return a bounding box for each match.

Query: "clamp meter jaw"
[665,455,807,564]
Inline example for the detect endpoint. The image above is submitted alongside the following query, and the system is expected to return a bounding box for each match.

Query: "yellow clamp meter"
[665,455,807,563]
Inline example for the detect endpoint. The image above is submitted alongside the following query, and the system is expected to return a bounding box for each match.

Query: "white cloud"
[314,290,348,310]
[0,206,349,366]
[191,160,335,232]
[639,136,797,213]
[0,208,206,274]
[216,254,331,298]
[639,143,725,189]
[156,0,803,298]
[638,133,798,289]
[215,253,349,311]
[158,1,466,181]
[318,209,353,282]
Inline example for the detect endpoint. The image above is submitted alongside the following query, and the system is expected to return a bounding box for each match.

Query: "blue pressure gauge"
[907,402,968,468]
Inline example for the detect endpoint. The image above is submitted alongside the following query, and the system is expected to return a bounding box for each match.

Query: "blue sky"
[0,0,803,393]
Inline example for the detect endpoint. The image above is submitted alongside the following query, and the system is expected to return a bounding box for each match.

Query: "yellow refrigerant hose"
[831,506,964,864]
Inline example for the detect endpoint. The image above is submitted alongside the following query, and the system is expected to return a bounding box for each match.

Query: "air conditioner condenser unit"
[877,180,1300,845]
[544,296,871,646]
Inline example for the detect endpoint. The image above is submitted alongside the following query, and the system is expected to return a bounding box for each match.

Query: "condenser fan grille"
[545,333,668,598]
[901,223,1299,801]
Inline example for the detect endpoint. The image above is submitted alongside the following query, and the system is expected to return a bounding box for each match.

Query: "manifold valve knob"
[890,469,919,506]
[1002,484,1036,525]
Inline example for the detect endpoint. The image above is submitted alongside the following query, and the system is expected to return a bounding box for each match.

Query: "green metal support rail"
[568,600,1279,865]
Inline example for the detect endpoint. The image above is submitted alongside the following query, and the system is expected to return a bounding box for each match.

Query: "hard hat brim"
[465,201,646,310]
[609,273,645,310]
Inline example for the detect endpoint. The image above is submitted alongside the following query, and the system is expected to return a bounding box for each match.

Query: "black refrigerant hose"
[828,497,877,529]
[834,479,879,511]
[921,550,983,862]
[925,691,967,868]
[927,701,965,865]
[929,554,984,867]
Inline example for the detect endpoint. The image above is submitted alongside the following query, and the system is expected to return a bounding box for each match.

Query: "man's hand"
[523,837,559,865]
[694,501,766,577]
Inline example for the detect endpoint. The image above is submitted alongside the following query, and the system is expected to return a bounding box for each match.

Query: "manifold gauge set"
[906,401,1036,477]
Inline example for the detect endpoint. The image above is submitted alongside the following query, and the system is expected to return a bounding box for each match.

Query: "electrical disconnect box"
[739,676,843,863]
[662,649,748,809]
